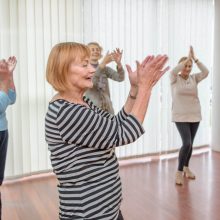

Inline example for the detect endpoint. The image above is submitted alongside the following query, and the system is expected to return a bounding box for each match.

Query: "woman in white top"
[170,46,209,185]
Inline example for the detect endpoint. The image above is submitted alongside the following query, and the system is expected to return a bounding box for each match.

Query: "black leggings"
[175,122,200,171]
[0,130,8,185]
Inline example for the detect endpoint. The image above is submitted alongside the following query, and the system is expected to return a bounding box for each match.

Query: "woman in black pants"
[170,46,209,185]
[0,57,17,186]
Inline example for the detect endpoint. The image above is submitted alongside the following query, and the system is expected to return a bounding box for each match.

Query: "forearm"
[117,62,123,71]
[9,75,15,90]
[0,80,10,93]
[170,62,185,84]
[171,63,184,75]
[124,86,138,114]
[117,65,125,81]
[196,61,209,75]
[130,87,152,124]
[99,61,107,70]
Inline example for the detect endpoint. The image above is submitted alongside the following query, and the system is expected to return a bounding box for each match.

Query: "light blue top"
[0,89,16,131]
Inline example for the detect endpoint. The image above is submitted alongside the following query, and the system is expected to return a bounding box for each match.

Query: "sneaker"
[183,166,196,179]
[175,171,183,185]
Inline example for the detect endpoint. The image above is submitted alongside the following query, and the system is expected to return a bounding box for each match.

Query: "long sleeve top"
[84,65,125,114]
[45,97,144,220]
[170,61,209,122]
[0,89,16,131]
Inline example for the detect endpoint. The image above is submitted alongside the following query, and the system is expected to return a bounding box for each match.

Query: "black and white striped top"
[45,97,145,220]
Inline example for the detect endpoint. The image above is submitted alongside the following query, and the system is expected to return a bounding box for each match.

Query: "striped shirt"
[45,97,144,220]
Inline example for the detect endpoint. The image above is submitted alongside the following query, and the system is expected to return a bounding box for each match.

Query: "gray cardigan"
[85,65,125,114]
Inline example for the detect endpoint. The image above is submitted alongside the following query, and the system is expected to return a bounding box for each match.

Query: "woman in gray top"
[85,42,125,114]
[170,46,209,185]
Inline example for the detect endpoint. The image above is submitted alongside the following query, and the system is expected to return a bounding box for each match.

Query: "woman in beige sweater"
[170,46,209,185]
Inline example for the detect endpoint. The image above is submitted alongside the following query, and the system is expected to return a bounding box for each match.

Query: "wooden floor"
[1,149,220,220]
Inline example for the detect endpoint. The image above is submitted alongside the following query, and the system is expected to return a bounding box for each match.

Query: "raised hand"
[99,51,114,68]
[188,47,193,60]
[137,55,169,89]
[126,64,138,88]
[190,46,197,61]
[7,56,17,73]
[112,48,123,65]
[0,59,10,81]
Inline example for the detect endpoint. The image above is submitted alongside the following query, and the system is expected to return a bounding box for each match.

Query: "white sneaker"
[175,171,183,185]
[183,166,196,179]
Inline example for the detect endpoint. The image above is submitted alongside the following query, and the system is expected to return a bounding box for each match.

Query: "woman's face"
[88,44,102,62]
[182,60,193,76]
[67,58,95,91]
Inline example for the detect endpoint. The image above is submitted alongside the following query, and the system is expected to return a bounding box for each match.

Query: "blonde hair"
[178,56,193,64]
[46,42,90,92]
[87,42,103,52]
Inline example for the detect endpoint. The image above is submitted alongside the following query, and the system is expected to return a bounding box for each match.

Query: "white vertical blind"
[0,0,84,177]
[82,0,213,157]
[0,0,214,177]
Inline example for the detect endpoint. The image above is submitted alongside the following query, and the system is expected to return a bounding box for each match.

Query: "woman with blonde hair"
[170,46,209,185]
[85,42,124,114]
[45,42,169,219]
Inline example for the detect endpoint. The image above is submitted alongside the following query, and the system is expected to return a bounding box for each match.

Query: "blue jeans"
[0,130,8,185]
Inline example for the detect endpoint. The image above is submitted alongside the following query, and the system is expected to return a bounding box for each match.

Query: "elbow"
[204,70,209,78]
[10,100,16,105]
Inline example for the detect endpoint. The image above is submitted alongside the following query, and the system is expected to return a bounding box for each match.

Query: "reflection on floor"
[1,147,220,220]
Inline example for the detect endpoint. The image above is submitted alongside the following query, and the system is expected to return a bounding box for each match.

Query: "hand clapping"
[127,55,169,90]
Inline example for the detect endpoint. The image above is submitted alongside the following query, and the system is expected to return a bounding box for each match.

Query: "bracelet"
[129,93,136,99]
[195,59,199,63]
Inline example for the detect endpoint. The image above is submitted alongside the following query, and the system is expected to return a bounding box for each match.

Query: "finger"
[126,64,133,74]
[152,66,170,87]
[159,66,170,77]
[143,55,161,70]
[163,66,170,73]
[12,57,17,65]
[149,56,168,79]
[136,60,141,73]
[154,55,169,69]
[142,55,153,67]
[156,65,170,80]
